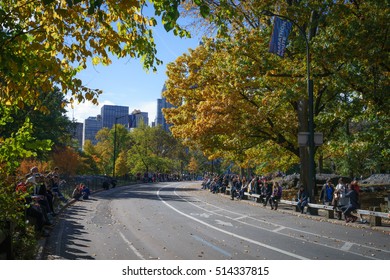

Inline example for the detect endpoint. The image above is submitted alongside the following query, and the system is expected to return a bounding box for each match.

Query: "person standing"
[270,182,283,210]
[263,182,273,207]
[320,179,334,205]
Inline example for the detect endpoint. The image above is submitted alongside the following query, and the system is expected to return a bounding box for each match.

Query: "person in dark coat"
[297,185,309,214]
[263,183,273,207]
[341,182,360,223]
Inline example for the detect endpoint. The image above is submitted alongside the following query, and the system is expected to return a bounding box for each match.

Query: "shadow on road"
[43,203,95,260]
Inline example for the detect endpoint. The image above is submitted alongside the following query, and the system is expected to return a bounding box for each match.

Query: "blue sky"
[66,16,202,124]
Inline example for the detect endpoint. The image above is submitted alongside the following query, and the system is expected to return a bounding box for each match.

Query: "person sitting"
[72,184,83,200]
[25,168,54,221]
[16,181,51,237]
[230,176,242,200]
[333,178,348,220]
[296,185,309,214]
[50,169,68,203]
[258,182,267,204]
[238,177,249,200]
[341,181,360,223]
[81,184,91,200]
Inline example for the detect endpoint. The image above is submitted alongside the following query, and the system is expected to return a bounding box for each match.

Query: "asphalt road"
[41,182,390,260]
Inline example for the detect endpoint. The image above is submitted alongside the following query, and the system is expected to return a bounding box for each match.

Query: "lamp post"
[113,114,129,178]
[261,10,316,202]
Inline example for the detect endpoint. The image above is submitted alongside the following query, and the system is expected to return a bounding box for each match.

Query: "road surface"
[41,182,390,260]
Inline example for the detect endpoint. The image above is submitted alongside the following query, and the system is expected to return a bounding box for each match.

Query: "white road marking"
[234,215,248,221]
[341,242,354,251]
[118,183,387,259]
[118,231,145,260]
[215,220,233,227]
[273,226,286,232]
[173,184,387,259]
[157,187,309,260]
[192,235,232,258]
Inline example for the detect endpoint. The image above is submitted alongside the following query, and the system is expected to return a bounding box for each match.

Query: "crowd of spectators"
[201,174,283,210]
[15,166,93,237]
[201,173,363,223]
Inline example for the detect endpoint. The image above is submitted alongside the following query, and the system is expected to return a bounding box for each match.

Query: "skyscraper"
[71,122,83,149]
[83,116,102,146]
[130,109,149,128]
[101,105,129,129]
[156,84,174,132]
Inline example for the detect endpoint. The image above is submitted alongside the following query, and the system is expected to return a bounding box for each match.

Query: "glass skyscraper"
[101,105,129,129]
[130,109,149,128]
[83,116,102,146]
[156,84,174,132]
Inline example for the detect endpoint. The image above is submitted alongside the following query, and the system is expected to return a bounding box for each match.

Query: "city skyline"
[78,99,172,149]
[65,18,202,125]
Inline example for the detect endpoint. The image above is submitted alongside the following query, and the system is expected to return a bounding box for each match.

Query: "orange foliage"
[51,146,80,176]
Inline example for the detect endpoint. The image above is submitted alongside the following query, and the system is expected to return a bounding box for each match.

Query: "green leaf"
[200,5,210,18]
[42,0,56,5]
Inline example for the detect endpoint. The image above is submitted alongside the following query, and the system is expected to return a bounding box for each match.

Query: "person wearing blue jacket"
[320,179,334,205]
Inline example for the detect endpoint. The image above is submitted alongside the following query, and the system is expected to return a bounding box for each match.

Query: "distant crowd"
[201,173,363,223]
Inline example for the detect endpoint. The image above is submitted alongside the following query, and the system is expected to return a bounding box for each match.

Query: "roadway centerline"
[168,183,386,259]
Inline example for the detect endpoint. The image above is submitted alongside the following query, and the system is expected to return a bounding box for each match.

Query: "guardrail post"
[369,207,382,226]
[308,207,318,215]
[326,209,334,219]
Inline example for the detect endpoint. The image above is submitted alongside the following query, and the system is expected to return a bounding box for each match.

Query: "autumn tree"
[164,37,299,174]
[127,124,189,175]
[50,146,80,176]
[0,0,209,257]
[115,151,129,177]
[164,1,389,186]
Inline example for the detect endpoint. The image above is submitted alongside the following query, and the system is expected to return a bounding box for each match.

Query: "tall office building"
[101,105,129,129]
[71,122,83,149]
[156,84,174,132]
[130,109,149,128]
[83,116,102,146]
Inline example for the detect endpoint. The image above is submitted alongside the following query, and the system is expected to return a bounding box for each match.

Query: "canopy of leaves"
[127,124,187,175]
[164,0,389,176]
